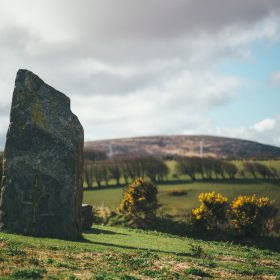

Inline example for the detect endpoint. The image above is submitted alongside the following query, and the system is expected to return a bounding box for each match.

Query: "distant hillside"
[85,135,280,159]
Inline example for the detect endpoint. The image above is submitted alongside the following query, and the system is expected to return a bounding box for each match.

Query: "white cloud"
[68,71,243,142]
[0,1,279,148]
[202,116,280,147]
[252,118,276,132]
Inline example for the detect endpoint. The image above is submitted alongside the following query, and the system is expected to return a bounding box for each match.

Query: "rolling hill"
[85,135,280,159]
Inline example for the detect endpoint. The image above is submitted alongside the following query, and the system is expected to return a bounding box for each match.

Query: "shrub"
[192,192,228,230]
[12,268,46,279]
[189,244,206,258]
[184,267,211,278]
[7,243,26,256]
[231,194,278,236]
[119,178,158,227]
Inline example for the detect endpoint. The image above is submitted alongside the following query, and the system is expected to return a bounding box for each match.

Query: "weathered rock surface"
[0,153,3,185]
[0,69,84,240]
[81,204,94,230]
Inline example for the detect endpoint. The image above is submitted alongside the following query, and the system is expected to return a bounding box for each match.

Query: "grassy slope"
[84,180,280,221]
[1,225,280,279]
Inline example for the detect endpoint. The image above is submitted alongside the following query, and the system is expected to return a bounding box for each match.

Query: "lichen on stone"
[31,98,46,129]
[0,69,84,240]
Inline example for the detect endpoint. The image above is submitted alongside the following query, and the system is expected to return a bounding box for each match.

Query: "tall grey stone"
[0,69,84,240]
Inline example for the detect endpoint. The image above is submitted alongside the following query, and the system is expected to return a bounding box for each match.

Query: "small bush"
[201,259,217,268]
[190,244,206,258]
[47,258,54,264]
[120,250,158,269]
[55,261,76,269]
[94,272,115,280]
[12,268,46,279]
[119,178,158,227]
[7,243,26,256]
[141,269,160,277]
[192,192,228,230]
[184,267,211,278]
[231,194,278,236]
[120,275,139,280]
[29,257,40,266]
[68,276,78,280]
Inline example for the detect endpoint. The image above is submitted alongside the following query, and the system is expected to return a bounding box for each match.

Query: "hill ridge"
[85,135,280,159]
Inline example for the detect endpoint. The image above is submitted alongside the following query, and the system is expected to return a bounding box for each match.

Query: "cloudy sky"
[0,0,280,148]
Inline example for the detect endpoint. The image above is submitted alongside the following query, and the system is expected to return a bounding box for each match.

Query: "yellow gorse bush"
[198,192,228,205]
[192,192,278,236]
[231,194,278,235]
[192,192,229,229]
[119,178,158,225]
[192,204,206,220]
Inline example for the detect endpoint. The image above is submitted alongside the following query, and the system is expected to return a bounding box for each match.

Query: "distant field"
[83,180,280,221]
[83,159,280,221]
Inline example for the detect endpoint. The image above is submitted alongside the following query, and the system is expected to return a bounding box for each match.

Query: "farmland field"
[83,179,280,221]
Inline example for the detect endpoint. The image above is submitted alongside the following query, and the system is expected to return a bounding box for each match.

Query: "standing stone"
[81,204,94,230]
[0,69,84,240]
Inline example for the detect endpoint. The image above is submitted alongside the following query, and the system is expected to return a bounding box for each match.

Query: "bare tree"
[108,159,122,186]
[223,162,238,179]
[84,164,94,188]
[243,162,257,179]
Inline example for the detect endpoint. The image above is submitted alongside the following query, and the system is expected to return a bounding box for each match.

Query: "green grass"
[83,180,280,221]
[83,160,280,221]
[1,225,280,279]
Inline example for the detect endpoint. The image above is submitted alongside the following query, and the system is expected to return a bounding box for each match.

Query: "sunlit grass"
[1,225,280,279]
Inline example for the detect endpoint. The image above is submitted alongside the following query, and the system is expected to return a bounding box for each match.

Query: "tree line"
[84,153,279,188]
[176,157,238,180]
[84,156,169,188]
[0,150,278,189]
[176,157,279,180]
[243,162,279,179]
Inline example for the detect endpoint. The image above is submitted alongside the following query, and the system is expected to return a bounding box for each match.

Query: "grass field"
[1,162,280,279]
[1,225,280,279]
[83,180,280,221]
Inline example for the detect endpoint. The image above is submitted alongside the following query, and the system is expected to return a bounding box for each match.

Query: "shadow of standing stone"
[0,69,84,240]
